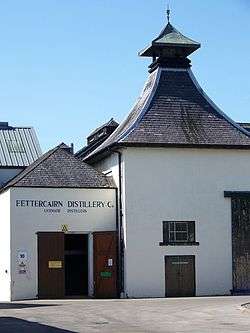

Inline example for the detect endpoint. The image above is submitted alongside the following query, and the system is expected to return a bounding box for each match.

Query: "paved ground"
[0,296,249,332]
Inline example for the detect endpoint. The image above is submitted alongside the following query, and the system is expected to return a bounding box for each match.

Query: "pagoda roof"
[139,23,200,58]
[83,67,250,161]
[1,143,114,192]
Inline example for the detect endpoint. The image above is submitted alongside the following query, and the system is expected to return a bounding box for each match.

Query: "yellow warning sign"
[61,224,69,233]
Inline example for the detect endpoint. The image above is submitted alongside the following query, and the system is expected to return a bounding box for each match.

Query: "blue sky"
[0,0,250,152]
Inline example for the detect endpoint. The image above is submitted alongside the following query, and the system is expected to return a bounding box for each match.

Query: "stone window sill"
[159,242,200,246]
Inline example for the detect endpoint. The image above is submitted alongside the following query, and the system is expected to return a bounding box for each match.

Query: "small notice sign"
[17,251,28,275]
[108,259,113,267]
[48,261,62,269]
[100,271,112,278]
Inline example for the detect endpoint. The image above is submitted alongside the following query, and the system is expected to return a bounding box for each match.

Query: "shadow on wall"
[0,317,75,333]
[0,303,61,310]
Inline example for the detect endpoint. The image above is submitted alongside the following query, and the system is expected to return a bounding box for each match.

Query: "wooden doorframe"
[165,255,196,297]
[37,231,90,298]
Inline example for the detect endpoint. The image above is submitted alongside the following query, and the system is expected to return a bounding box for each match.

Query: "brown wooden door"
[93,231,117,298]
[38,232,65,299]
[165,255,195,297]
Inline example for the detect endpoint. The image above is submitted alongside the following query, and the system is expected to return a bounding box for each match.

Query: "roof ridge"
[0,143,64,191]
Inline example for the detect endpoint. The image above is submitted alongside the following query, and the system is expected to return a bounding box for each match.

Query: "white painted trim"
[188,68,250,138]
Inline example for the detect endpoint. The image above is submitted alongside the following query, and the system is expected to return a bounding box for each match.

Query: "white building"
[0,144,117,301]
[1,19,250,301]
[78,21,250,298]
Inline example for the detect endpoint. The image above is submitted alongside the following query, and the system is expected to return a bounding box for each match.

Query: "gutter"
[113,150,124,297]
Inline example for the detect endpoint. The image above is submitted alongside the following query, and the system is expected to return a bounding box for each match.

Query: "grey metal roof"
[0,123,42,167]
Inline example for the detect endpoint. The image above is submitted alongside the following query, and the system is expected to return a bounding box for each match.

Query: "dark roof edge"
[11,185,117,190]
[84,141,250,164]
[88,118,119,138]
[84,67,163,161]
[0,143,65,194]
[118,142,250,149]
[83,143,119,163]
[188,69,250,138]
[118,68,162,143]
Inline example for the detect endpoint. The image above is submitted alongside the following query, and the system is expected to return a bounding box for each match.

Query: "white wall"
[93,150,128,296]
[10,187,116,301]
[0,168,23,187]
[0,190,11,301]
[93,152,121,187]
[122,148,250,298]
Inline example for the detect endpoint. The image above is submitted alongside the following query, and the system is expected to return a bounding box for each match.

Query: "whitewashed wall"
[93,150,128,297]
[122,147,250,297]
[10,187,116,301]
[0,190,11,301]
[96,147,250,298]
[93,152,121,187]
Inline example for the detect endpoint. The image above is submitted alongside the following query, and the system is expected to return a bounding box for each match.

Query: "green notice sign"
[100,271,112,278]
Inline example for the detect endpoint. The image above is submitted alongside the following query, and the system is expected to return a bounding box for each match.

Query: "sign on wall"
[17,251,28,275]
[15,199,115,215]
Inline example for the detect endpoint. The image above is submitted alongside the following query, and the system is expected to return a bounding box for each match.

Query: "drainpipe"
[113,150,124,298]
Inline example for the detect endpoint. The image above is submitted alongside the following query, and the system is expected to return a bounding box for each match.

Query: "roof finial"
[167,4,171,23]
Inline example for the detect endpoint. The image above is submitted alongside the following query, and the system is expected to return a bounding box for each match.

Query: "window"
[160,221,199,246]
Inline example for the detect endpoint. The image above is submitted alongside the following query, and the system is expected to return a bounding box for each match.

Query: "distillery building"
[0,143,117,300]
[1,16,250,301]
[78,19,250,298]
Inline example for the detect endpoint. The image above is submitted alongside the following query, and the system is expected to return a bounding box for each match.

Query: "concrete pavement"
[0,296,249,332]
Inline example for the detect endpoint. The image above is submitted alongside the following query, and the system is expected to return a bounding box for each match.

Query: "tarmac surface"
[0,296,249,332]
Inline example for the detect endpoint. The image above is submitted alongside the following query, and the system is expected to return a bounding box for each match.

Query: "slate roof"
[1,143,114,191]
[88,118,119,138]
[139,23,200,58]
[83,67,250,161]
[0,122,42,167]
[238,123,250,133]
[75,119,119,159]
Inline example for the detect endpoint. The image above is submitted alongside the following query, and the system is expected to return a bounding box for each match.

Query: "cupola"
[139,9,200,71]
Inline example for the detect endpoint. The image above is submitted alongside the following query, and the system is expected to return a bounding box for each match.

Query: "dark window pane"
[163,222,169,243]
[188,222,195,242]
[176,232,188,241]
[169,232,175,242]
[169,222,175,231]
[176,222,188,232]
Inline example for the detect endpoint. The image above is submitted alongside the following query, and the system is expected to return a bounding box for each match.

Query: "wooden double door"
[165,255,195,297]
[38,231,117,299]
